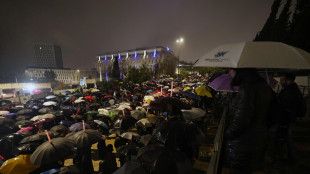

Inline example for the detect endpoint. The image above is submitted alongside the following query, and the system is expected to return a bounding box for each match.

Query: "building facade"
[95,46,178,81]
[25,68,98,85]
[34,43,63,69]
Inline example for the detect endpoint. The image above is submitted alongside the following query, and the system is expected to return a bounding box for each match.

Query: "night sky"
[0,0,273,75]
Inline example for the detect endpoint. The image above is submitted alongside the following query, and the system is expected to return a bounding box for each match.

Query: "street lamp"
[176,37,184,78]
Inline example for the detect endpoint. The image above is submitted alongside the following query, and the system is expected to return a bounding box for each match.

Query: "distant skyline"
[0,0,273,75]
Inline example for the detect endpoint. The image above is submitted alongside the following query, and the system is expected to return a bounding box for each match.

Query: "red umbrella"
[104,95,112,98]
[84,96,94,100]
[33,118,52,126]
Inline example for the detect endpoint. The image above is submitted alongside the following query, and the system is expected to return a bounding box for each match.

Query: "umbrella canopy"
[93,120,109,129]
[2,113,17,119]
[91,89,100,92]
[17,126,33,133]
[135,107,146,115]
[16,115,31,121]
[15,120,33,127]
[179,91,201,101]
[150,97,191,110]
[113,161,147,174]
[195,86,212,97]
[69,122,91,132]
[136,119,153,128]
[98,108,109,116]
[104,95,112,99]
[43,101,57,106]
[17,109,33,115]
[74,99,85,103]
[66,129,103,148]
[181,107,206,120]
[84,96,94,100]
[38,108,53,114]
[31,114,55,122]
[86,110,98,115]
[20,131,57,144]
[194,41,310,69]
[183,87,192,91]
[117,144,139,155]
[30,137,75,165]
[16,143,40,155]
[0,111,10,116]
[120,132,141,140]
[45,95,56,100]
[50,125,69,136]
[62,91,71,94]
[208,74,239,91]
[0,117,15,126]
[130,110,145,120]
[0,155,40,174]
[140,134,153,146]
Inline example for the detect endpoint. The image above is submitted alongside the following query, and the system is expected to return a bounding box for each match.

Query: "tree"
[289,0,310,52]
[273,0,292,42]
[112,57,120,80]
[125,64,153,83]
[254,0,282,41]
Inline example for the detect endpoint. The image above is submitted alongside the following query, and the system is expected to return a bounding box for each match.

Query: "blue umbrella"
[146,89,153,93]
[62,91,71,95]
[69,122,91,132]
[2,113,17,117]
[40,168,60,174]
[179,91,201,101]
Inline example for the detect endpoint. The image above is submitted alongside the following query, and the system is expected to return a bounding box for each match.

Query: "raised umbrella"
[66,129,103,148]
[2,113,17,119]
[86,110,98,115]
[17,126,33,133]
[84,96,94,100]
[113,161,147,174]
[93,120,109,129]
[0,155,40,174]
[16,115,31,121]
[20,131,57,144]
[181,107,206,120]
[0,111,10,116]
[45,95,56,100]
[120,132,141,141]
[17,109,33,115]
[140,134,153,146]
[0,117,15,126]
[195,85,212,97]
[179,90,201,101]
[136,119,153,128]
[69,122,91,132]
[15,120,33,128]
[15,143,40,155]
[130,110,145,120]
[50,125,69,136]
[43,101,57,107]
[150,97,192,110]
[38,108,53,114]
[30,132,75,165]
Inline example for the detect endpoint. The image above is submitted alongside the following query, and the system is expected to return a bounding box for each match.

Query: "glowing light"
[25,84,36,91]
[143,50,146,58]
[105,56,107,60]
[180,38,184,42]
[118,53,121,59]
[135,64,137,69]
[167,47,170,51]
[153,49,156,58]
[98,56,101,61]
[111,54,114,60]
[126,53,129,58]
[135,51,137,58]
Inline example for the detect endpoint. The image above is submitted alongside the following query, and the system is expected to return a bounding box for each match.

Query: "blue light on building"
[153,49,156,58]
[167,47,170,51]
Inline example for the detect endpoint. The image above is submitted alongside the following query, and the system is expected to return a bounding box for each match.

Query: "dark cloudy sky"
[0,0,273,74]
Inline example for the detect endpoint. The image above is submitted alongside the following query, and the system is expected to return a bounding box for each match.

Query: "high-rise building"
[34,43,63,69]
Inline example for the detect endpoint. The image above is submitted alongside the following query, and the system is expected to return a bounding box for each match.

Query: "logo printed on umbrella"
[214,51,229,58]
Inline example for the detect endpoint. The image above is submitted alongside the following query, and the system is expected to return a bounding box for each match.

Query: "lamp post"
[176,38,184,78]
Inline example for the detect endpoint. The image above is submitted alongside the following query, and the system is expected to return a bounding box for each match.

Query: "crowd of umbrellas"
[0,71,279,174]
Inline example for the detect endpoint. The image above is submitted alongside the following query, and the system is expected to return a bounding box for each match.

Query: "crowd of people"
[0,69,306,174]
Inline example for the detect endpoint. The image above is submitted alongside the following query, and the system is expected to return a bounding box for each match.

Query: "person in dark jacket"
[225,68,274,174]
[277,72,305,163]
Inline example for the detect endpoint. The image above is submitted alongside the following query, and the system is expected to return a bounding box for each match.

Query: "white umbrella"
[194,41,310,69]
[181,107,206,120]
[45,95,56,99]
[136,118,152,128]
[117,105,131,110]
[135,106,146,114]
[74,99,85,103]
[120,132,141,140]
[98,108,109,116]
[43,101,57,106]
[0,111,10,116]
[91,89,100,92]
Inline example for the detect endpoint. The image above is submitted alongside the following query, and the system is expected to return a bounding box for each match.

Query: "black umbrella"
[15,120,34,127]
[179,90,201,101]
[38,108,53,114]
[109,128,122,136]
[69,122,91,132]
[50,125,69,136]
[130,110,145,120]
[140,134,153,146]
[16,115,32,121]
[66,129,103,148]
[20,131,57,144]
[30,137,75,165]
[0,117,15,126]
[17,109,33,115]
[152,119,205,158]
[120,116,137,131]
[15,142,40,155]
[137,146,193,174]
[117,144,139,155]
[113,161,148,174]
[150,97,191,110]
[0,133,27,160]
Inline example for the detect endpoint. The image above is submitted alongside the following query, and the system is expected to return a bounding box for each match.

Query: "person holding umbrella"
[225,68,275,173]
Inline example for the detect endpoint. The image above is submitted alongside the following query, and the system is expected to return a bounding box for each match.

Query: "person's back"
[225,68,274,173]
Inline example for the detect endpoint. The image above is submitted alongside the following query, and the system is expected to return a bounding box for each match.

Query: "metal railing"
[207,108,227,174]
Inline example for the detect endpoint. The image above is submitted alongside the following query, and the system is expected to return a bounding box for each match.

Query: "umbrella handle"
[82,120,85,132]
[45,130,52,143]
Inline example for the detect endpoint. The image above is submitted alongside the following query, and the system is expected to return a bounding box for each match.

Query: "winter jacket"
[225,77,274,170]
